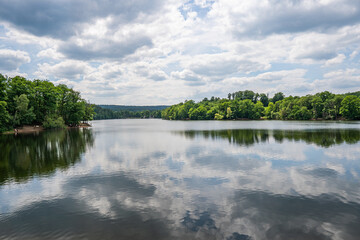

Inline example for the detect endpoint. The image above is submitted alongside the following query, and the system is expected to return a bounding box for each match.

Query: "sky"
[0,0,359,105]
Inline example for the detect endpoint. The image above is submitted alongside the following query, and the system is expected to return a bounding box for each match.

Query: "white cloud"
[210,0,360,38]
[350,50,359,59]
[320,68,360,90]
[324,54,346,67]
[221,69,310,96]
[35,60,94,80]
[0,48,30,71]
[0,0,360,104]
[36,48,64,60]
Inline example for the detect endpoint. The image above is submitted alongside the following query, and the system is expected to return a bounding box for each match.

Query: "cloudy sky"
[0,0,359,105]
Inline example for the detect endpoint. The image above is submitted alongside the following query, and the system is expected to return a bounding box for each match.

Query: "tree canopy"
[0,74,95,132]
[162,90,360,121]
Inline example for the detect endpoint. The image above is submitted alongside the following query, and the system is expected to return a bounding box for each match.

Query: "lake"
[1,119,360,240]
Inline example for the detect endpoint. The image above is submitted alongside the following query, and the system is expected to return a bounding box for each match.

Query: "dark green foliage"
[31,80,58,123]
[179,129,360,148]
[83,103,95,122]
[0,101,11,132]
[259,93,269,107]
[0,74,7,102]
[340,96,360,120]
[57,84,86,125]
[271,92,285,103]
[231,90,256,101]
[162,90,360,121]
[0,128,94,184]
[0,74,94,132]
[43,115,66,129]
[345,91,360,97]
[13,94,35,126]
[6,76,32,115]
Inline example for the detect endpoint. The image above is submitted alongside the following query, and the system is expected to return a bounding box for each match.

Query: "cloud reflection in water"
[0,120,360,239]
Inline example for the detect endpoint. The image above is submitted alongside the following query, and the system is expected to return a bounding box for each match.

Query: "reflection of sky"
[1,120,360,239]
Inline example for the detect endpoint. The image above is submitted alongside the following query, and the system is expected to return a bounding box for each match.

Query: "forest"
[93,105,162,120]
[0,74,95,132]
[161,90,360,121]
[98,105,169,112]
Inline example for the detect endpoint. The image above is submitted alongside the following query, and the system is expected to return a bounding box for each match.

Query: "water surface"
[1,119,360,239]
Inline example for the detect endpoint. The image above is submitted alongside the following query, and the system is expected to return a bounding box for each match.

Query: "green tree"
[31,80,57,123]
[271,92,285,103]
[294,106,312,120]
[6,76,32,115]
[178,105,188,120]
[243,90,255,102]
[83,103,95,122]
[13,94,35,126]
[259,93,269,107]
[333,95,344,119]
[189,105,207,120]
[206,107,217,120]
[238,99,254,119]
[265,102,275,119]
[311,96,323,119]
[43,115,66,129]
[319,91,334,102]
[253,102,264,119]
[226,107,232,119]
[340,96,360,120]
[57,85,86,125]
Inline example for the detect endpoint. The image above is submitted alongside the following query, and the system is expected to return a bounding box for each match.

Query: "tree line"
[161,90,360,121]
[94,105,162,120]
[98,105,169,112]
[0,74,95,132]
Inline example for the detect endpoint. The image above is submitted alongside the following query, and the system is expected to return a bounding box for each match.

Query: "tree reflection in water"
[178,129,360,148]
[0,128,94,184]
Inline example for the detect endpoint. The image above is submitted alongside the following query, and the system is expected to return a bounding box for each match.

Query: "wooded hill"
[98,105,169,112]
[94,105,162,120]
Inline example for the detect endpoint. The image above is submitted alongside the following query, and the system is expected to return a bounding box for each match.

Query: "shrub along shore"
[161,90,360,121]
[0,74,95,133]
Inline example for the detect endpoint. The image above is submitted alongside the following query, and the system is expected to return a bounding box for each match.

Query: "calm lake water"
[1,119,360,239]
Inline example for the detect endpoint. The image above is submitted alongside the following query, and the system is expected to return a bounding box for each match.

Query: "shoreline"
[3,125,44,135]
[2,123,92,135]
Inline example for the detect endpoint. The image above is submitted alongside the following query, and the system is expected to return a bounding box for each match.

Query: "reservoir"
[1,119,360,239]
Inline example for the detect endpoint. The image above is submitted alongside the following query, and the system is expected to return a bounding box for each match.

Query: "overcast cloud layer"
[0,0,359,104]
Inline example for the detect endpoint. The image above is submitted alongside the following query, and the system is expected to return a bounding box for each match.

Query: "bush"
[43,115,66,129]
[214,113,224,120]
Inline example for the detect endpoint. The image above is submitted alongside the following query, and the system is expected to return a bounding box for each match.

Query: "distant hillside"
[93,105,166,120]
[98,105,170,112]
